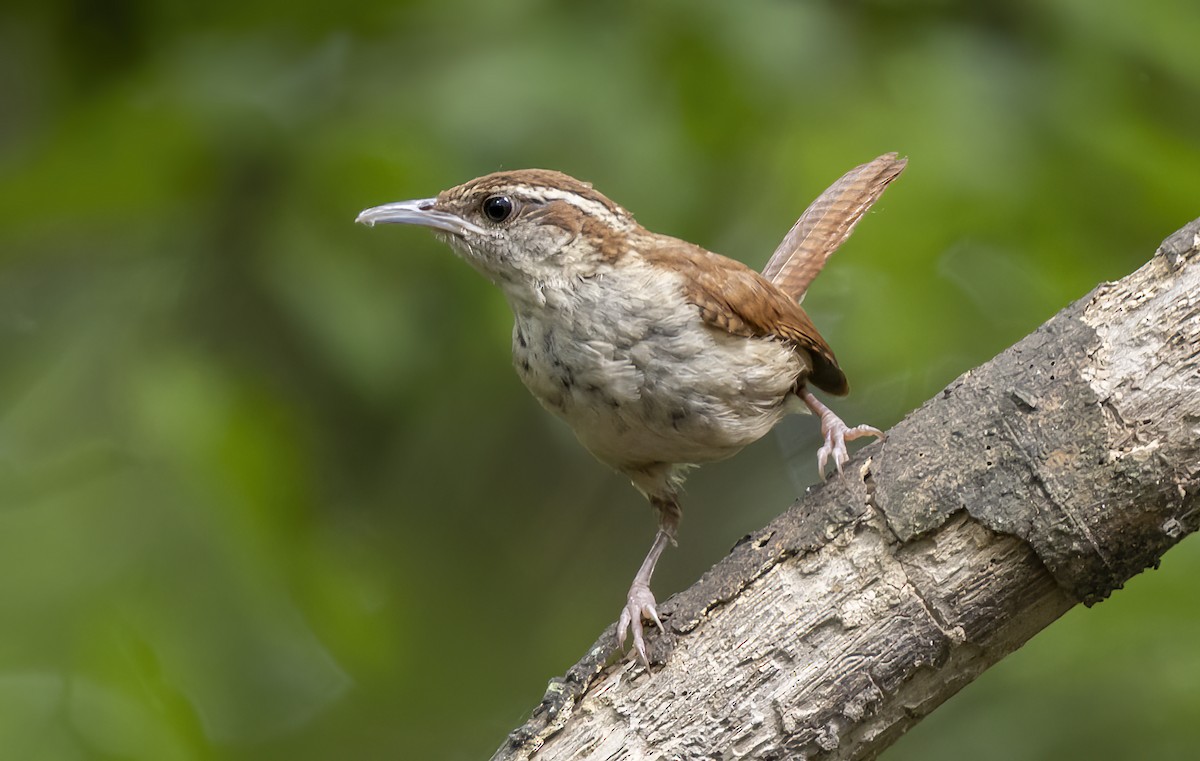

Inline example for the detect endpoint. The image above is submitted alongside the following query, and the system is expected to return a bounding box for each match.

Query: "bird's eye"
[482,195,514,223]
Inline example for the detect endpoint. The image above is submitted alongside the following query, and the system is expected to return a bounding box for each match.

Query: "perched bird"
[356,154,906,665]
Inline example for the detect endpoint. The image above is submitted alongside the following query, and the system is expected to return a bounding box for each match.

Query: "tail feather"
[763,153,907,301]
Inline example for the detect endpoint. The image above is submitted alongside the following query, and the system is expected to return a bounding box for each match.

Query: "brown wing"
[762,153,907,301]
[644,237,850,395]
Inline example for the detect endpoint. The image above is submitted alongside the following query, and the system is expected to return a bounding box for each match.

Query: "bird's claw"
[817,421,884,480]
[617,582,663,667]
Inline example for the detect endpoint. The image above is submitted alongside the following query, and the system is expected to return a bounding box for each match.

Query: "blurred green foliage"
[1,0,1198,758]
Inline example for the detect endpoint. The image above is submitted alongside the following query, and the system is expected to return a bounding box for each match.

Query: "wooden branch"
[492,219,1200,761]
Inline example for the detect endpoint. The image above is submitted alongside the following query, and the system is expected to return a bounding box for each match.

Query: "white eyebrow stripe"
[524,187,636,231]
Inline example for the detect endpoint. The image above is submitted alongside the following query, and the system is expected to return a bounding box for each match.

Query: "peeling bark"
[493,219,1200,761]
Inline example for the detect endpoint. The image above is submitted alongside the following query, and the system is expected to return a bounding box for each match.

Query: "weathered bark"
[494,219,1200,761]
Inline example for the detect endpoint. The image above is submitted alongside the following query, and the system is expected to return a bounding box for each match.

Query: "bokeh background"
[2,0,1198,759]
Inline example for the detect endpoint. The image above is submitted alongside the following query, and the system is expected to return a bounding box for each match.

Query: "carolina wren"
[356,154,906,665]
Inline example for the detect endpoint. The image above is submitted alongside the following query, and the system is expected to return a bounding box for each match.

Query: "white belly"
[506,263,805,471]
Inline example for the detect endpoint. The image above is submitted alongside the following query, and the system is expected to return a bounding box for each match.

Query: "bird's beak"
[355,198,485,236]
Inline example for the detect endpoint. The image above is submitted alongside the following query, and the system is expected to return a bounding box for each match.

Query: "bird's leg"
[617,494,680,667]
[798,385,884,480]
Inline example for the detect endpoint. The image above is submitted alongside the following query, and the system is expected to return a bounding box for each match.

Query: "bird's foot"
[617,582,663,667]
[817,417,884,480]
[798,387,886,480]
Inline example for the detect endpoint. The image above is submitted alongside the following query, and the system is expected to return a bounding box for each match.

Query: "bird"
[356,153,906,665]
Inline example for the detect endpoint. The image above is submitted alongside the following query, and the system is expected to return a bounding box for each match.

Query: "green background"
[2,1,1198,758]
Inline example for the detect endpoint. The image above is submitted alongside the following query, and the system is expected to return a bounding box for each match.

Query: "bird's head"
[356,169,639,290]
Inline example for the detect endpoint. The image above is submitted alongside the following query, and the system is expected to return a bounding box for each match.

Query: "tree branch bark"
[492,219,1200,761]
